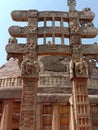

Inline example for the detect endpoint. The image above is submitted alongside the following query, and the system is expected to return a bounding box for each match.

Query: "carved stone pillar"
[52,103,60,130]
[68,0,92,129]
[70,59,92,130]
[19,41,39,130]
[19,78,38,130]
[71,78,92,130]
[27,10,38,44]
[0,99,14,130]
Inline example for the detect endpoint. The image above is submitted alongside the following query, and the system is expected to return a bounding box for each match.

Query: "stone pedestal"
[0,99,14,130]
[52,103,60,130]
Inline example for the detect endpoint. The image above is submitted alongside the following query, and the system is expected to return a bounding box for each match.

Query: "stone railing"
[38,73,98,89]
[38,73,71,87]
[89,79,98,88]
[0,75,98,89]
[0,77,23,87]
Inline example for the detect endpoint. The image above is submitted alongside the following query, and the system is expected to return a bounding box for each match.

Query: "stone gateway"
[0,0,98,130]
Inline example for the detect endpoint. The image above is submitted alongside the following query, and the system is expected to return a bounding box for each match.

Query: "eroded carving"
[70,19,80,33]
[70,35,81,45]
[70,58,88,79]
[20,111,34,127]
[21,44,40,77]
[26,25,37,34]
[39,56,69,72]
[67,0,76,11]
[27,10,38,18]
[85,56,98,76]
[8,37,18,44]
[80,21,94,28]
[75,59,88,77]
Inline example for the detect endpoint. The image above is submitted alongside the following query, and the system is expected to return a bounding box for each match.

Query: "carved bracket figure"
[70,59,88,79]
[21,43,40,78]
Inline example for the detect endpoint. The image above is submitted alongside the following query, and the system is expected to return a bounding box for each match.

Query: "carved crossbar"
[6,44,98,61]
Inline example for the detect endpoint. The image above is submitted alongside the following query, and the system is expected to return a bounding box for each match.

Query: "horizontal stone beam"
[6,44,98,59]
[0,87,98,103]
[11,10,95,22]
[9,26,98,38]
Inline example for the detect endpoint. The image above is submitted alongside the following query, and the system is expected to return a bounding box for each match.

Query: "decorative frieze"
[39,75,71,87]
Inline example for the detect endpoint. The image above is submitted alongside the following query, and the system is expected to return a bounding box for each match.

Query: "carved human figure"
[8,37,17,44]
[70,58,88,79]
[21,43,40,76]
[75,59,88,76]
[67,0,76,11]
[21,54,40,76]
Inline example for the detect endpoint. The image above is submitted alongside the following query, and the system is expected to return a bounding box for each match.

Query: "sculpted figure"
[86,22,94,27]
[67,0,76,11]
[70,58,88,79]
[21,55,40,76]
[82,8,91,12]
[75,59,88,76]
[8,37,17,44]
[27,10,38,17]
[21,43,40,76]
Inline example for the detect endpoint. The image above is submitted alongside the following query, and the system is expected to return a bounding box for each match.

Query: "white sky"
[0,0,98,66]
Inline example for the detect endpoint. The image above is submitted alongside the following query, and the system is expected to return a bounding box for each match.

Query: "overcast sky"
[0,0,98,66]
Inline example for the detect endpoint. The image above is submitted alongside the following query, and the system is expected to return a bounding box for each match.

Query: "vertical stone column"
[36,104,42,130]
[69,97,74,130]
[19,10,39,130]
[52,103,60,130]
[52,17,55,44]
[68,1,92,130]
[60,17,64,45]
[27,10,38,44]
[19,48,39,130]
[0,99,14,130]
[44,17,46,44]
[19,77,39,130]
[72,78,92,130]
[61,34,64,45]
